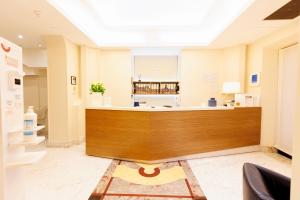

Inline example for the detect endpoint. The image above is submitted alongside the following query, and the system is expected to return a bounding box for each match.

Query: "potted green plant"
[90,82,106,106]
[90,82,105,95]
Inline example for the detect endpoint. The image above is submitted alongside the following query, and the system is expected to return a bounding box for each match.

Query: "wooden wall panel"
[86,107,261,162]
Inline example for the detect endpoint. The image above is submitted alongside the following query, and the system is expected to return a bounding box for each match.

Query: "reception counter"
[86,106,261,163]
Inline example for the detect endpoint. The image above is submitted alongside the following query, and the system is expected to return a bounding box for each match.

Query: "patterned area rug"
[89,160,206,200]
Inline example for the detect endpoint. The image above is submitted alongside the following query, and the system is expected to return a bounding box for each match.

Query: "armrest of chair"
[243,163,290,200]
[243,163,273,200]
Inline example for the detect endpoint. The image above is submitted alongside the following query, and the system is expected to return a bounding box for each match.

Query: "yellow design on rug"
[113,164,186,185]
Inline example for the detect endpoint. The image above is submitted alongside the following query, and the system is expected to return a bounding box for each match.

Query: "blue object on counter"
[24,130,34,136]
[208,98,217,107]
[134,101,140,107]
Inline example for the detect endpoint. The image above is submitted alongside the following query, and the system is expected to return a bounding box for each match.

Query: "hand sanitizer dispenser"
[24,106,37,138]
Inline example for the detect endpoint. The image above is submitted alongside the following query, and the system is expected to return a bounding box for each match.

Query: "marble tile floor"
[188,151,291,200]
[24,144,291,200]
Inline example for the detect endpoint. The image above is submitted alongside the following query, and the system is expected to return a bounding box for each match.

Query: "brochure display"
[0,37,45,200]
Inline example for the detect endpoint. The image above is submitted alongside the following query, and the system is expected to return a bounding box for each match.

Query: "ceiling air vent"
[264,0,300,20]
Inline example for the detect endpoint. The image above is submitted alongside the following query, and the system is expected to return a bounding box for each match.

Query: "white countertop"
[86,106,234,112]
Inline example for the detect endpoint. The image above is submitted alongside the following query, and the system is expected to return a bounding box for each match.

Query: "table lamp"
[222,82,241,106]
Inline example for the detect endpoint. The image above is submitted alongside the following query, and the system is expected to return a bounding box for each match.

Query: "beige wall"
[222,45,246,92]
[81,47,132,107]
[291,20,300,200]
[65,40,84,144]
[180,47,246,106]
[246,20,299,146]
[23,48,47,68]
[23,67,48,135]
[246,21,299,95]
[23,68,47,111]
[46,36,69,145]
[180,49,223,106]
[46,22,299,149]
[98,50,132,106]
[46,36,83,146]
[134,56,178,81]
[80,47,100,105]
[80,47,246,107]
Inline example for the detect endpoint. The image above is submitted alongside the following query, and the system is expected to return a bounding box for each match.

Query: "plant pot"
[90,93,103,106]
[103,96,112,107]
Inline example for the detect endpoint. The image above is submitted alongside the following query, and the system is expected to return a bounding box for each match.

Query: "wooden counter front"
[86,107,261,162]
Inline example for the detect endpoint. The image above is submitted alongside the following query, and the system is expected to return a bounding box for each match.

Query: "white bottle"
[24,106,37,138]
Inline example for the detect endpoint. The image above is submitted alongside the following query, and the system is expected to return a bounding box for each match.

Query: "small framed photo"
[249,72,260,87]
[71,76,77,85]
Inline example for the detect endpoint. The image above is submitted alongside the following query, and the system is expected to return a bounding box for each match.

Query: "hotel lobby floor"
[24,144,291,200]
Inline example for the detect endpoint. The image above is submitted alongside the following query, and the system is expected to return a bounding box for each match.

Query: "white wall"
[23,48,47,68]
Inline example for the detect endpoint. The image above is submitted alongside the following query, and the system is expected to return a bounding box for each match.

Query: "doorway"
[276,44,299,155]
[23,66,48,138]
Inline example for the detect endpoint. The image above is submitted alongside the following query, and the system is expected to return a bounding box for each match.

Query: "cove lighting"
[47,0,255,47]
[87,0,215,28]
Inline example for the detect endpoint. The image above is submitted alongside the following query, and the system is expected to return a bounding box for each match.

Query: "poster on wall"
[249,72,260,87]
[71,76,77,85]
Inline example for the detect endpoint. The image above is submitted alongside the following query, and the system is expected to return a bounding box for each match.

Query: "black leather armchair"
[243,163,290,200]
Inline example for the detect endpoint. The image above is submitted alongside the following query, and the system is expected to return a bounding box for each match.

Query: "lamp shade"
[222,82,241,94]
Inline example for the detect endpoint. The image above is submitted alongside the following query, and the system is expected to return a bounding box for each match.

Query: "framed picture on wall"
[249,72,260,87]
[71,76,77,85]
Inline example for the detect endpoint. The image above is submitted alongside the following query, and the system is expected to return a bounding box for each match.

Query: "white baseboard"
[46,138,85,148]
[151,145,262,163]
[97,145,262,164]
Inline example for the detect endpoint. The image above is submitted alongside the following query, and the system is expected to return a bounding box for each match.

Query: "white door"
[276,44,299,155]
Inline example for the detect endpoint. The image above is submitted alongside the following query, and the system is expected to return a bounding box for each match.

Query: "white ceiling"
[0,0,296,49]
[88,0,215,27]
[48,0,255,47]
[210,0,298,47]
[0,0,94,49]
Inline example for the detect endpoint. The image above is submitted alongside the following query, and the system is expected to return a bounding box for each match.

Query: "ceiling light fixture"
[17,35,23,39]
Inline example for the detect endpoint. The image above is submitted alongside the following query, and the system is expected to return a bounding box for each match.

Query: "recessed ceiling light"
[17,35,23,39]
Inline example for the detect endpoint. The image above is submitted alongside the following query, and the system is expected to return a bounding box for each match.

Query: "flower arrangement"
[90,82,105,95]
